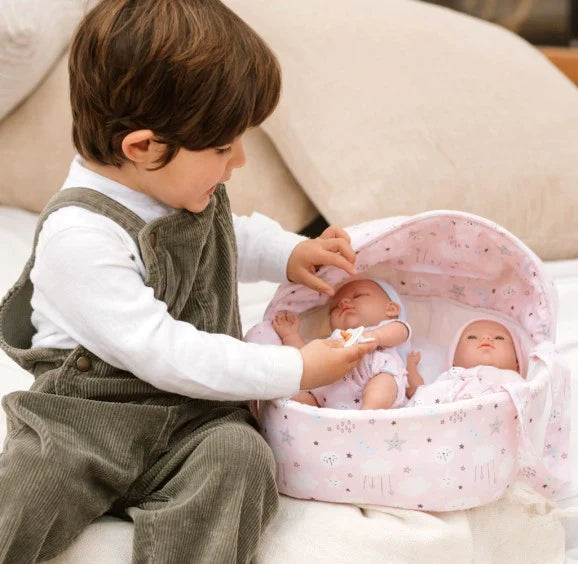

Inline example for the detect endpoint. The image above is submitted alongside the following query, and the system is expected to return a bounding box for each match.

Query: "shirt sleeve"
[233,212,306,283]
[30,224,303,401]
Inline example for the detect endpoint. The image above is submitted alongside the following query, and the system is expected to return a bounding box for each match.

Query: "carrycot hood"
[266,211,557,345]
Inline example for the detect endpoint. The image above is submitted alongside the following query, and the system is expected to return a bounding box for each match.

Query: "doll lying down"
[406,318,525,407]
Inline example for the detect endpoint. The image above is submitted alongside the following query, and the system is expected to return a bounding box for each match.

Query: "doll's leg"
[290,390,320,407]
[361,372,398,410]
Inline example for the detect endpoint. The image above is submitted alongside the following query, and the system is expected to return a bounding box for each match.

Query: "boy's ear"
[121,130,156,164]
[386,302,401,318]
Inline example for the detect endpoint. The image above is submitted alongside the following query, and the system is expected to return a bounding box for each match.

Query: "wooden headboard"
[540,47,578,86]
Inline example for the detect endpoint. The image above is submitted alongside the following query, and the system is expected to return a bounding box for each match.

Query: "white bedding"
[0,205,576,562]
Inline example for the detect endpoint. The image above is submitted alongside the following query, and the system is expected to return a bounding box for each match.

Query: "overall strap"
[0,188,146,372]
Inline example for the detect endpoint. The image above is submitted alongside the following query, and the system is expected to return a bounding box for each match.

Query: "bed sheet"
[0,205,576,561]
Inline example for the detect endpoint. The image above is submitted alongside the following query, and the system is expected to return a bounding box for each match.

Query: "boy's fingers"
[344,341,378,363]
[299,270,335,296]
[319,250,357,276]
[321,238,357,265]
[320,224,351,244]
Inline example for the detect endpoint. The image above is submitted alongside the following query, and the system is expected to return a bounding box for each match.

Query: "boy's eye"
[467,335,477,340]
[216,146,232,154]
[495,335,505,340]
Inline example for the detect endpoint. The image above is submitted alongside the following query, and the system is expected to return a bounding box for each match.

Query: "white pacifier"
[340,326,376,347]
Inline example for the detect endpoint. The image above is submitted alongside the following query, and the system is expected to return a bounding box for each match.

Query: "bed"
[0,205,576,563]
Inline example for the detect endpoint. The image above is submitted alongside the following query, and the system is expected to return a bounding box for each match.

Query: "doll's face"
[453,320,519,372]
[328,280,400,330]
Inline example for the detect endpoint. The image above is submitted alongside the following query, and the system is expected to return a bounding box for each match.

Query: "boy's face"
[453,320,519,372]
[137,136,246,213]
[328,279,399,330]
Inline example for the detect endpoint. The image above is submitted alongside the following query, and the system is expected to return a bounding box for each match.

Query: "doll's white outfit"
[407,364,523,406]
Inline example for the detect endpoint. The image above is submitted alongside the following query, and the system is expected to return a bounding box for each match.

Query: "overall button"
[76,356,92,372]
[148,232,157,248]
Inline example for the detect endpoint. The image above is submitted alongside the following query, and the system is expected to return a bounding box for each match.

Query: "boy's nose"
[230,138,246,169]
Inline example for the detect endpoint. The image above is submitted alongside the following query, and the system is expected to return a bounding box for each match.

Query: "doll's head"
[328,279,403,330]
[452,319,519,372]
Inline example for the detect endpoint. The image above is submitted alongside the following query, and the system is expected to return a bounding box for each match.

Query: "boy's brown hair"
[69,0,281,168]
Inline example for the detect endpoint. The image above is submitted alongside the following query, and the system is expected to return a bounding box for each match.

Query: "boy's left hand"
[287,224,357,296]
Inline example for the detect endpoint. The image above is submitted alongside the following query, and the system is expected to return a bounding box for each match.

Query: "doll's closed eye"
[495,335,505,340]
[467,335,477,340]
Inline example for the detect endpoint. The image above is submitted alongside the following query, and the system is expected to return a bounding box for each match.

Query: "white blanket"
[0,206,576,563]
[44,484,569,564]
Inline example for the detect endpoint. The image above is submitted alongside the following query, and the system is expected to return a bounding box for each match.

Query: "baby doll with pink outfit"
[406,318,525,406]
[273,278,411,410]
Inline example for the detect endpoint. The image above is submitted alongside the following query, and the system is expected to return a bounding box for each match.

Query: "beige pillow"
[226,128,317,231]
[0,54,317,232]
[0,0,97,121]
[225,0,578,260]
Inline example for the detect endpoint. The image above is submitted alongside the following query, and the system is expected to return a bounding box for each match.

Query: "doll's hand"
[272,310,300,339]
[407,351,421,367]
[286,225,357,296]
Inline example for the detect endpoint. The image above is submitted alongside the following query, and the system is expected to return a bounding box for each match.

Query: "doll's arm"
[405,351,423,399]
[363,320,409,348]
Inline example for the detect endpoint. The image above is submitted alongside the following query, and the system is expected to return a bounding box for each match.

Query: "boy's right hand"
[299,338,377,390]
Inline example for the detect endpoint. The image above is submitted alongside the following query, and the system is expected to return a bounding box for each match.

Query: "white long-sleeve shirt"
[29,156,305,400]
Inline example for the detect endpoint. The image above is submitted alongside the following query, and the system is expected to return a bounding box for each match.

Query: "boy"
[0,0,375,562]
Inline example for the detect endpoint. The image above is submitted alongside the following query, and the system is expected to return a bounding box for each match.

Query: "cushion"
[227,128,317,232]
[0,54,317,232]
[225,0,578,260]
[0,0,98,121]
